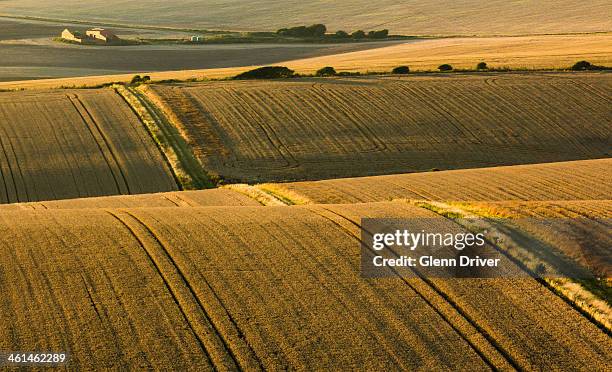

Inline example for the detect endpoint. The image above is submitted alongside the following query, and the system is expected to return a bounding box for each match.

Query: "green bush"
[438,64,453,71]
[392,66,410,74]
[476,62,488,70]
[368,29,389,39]
[351,30,366,39]
[130,75,142,84]
[277,24,327,38]
[234,66,295,80]
[571,60,593,70]
[316,66,337,76]
[130,75,151,85]
[570,60,610,71]
[335,30,349,38]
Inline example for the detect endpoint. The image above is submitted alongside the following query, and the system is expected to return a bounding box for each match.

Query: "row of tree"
[276,24,390,39]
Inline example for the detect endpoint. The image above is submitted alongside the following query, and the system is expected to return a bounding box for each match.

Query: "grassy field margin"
[410,200,611,332]
[115,84,213,190]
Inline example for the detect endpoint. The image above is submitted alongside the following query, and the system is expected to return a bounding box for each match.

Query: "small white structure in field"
[86,28,119,42]
[61,29,84,43]
[190,35,204,42]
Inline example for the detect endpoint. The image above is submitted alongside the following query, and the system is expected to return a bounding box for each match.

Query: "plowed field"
[150,74,611,183]
[1,202,610,369]
[0,88,177,203]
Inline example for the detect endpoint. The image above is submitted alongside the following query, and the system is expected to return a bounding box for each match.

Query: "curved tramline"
[149,73,611,183]
[275,158,612,204]
[0,88,177,204]
[0,203,610,369]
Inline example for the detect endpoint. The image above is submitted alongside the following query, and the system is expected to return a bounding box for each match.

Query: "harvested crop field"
[0,88,177,203]
[149,73,611,183]
[275,159,612,204]
[1,202,610,369]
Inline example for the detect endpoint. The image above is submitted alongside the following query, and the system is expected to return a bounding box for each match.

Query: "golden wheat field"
[283,34,612,73]
[0,88,177,203]
[148,74,611,183]
[2,0,610,36]
[274,159,612,204]
[0,188,261,210]
[1,34,609,91]
[4,159,608,210]
[1,202,610,369]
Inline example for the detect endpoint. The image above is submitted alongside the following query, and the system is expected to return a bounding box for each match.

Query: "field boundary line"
[115,85,213,190]
[411,200,612,333]
[67,94,129,195]
[256,184,313,205]
[110,210,264,371]
[136,85,215,188]
[305,206,515,370]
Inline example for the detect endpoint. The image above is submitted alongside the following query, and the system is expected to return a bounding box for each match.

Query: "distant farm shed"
[61,28,85,43]
[86,28,119,42]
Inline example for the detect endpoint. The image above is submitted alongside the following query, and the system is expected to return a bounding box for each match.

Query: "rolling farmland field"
[1,202,610,369]
[1,0,610,36]
[0,88,177,203]
[275,159,612,204]
[149,74,611,183]
[0,45,610,368]
[0,188,261,210]
[282,34,612,74]
[0,15,398,83]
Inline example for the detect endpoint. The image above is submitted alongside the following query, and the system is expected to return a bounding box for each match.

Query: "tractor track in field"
[105,210,217,369]
[0,126,29,202]
[72,93,133,194]
[107,209,264,371]
[306,205,518,370]
[67,94,129,195]
[0,135,15,203]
